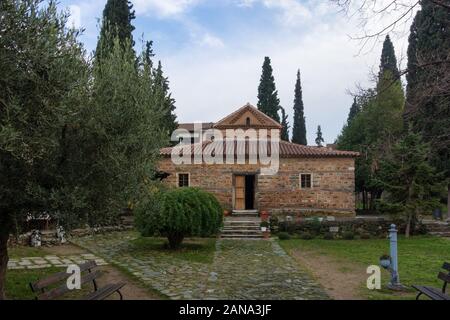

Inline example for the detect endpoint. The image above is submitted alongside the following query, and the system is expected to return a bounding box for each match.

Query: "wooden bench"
[29,261,125,300]
[412,262,450,300]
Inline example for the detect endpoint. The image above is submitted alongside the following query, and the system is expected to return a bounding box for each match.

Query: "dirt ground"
[289,249,366,300]
[43,244,162,300]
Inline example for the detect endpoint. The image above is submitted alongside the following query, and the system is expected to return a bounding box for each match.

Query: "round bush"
[323,232,334,240]
[278,232,291,240]
[135,187,223,249]
[342,231,355,240]
[299,232,314,240]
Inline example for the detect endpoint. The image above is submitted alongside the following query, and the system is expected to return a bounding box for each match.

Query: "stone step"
[222,226,261,230]
[221,229,263,235]
[231,210,259,217]
[221,234,264,239]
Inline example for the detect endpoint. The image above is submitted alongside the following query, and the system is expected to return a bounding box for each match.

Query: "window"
[178,173,189,187]
[246,117,251,126]
[300,174,312,189]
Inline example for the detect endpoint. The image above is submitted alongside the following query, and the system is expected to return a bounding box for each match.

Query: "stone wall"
[158,157,356,217]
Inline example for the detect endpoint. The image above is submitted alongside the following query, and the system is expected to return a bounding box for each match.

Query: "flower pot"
[263,231,270,239]
[260,211,269,222]
[380,258,391,269]
[261,227,267,232]
[223,210,230,217]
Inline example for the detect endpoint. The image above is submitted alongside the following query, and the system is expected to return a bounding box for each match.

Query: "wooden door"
[235,175,245,210]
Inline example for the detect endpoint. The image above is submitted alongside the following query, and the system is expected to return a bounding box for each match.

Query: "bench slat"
[82,283,125,300]
[37,270,102,300]
[413,285,450,300]
[31,261,98,292]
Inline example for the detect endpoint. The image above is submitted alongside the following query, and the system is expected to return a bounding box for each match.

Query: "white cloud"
[199,33,225,48]
[133,0,200,17]
[262,0,312,26]
[67,5,81,29]
[163,4,410,145]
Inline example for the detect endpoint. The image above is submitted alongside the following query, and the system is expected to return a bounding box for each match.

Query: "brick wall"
[158,157,356,217]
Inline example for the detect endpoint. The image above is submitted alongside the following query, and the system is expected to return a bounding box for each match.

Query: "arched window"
[246,117,251,126]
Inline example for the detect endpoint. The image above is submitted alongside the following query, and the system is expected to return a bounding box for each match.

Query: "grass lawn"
[128,237,217,264]
[279,236,450,300]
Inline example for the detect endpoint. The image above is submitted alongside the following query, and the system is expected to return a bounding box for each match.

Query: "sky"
[59,0,413,145]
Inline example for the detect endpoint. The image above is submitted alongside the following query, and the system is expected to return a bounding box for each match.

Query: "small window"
[246,117,251,126]
[300,174,312,189]
[178,173,189,187]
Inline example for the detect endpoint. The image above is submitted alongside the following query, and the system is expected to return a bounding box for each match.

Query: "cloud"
[67,5,81,28]
[133,0,200,17]
[199,33,225,48]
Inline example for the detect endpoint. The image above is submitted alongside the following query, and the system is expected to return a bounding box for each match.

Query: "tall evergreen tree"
[315,125,324,147]
[379,35,400,80]
[153,61,178,137]
[257,57,281,123]
[95,0,136,61]
[292,70,307,145]
[347,97,361,125]
[405,2,450,218]
[279,107,289,141]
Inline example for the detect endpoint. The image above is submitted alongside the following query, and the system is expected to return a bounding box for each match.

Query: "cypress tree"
[279,106,289,141]
[154,61,178,137]
[347,97,361,125]
[257,57,281,123]
[315,125,324,147]
[95,0,136,61]
[379,35,400,80]
[292,70,307,145]
[405,2,450,217]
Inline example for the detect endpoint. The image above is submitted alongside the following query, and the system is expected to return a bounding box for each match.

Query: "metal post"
[388,224,406,290]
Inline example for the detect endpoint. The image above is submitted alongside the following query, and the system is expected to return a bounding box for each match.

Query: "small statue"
[30,230,42,247]
[56,225,67,244]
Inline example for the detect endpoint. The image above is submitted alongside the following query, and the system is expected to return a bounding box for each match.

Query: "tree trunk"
[167,232,184,250]
[0,232,9,300]
[405,212,412,238]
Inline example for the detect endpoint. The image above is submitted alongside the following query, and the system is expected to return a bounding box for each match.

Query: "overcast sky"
[60,0,412,145]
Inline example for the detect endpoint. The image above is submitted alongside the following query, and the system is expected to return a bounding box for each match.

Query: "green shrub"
[134,187,223,249]
[323,232,334,240]
[359,232,371,239]
[342,231,355,240]
[299,232,314,240]
[278,232,291,240]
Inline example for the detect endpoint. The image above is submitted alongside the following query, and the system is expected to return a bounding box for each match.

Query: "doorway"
[234,175,256,210]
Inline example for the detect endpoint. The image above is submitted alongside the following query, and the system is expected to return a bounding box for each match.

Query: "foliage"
[134,188,223,249]
[342,231,355,240]
[299,231,314,240]
[277,232,291,240]
[315,125,324,147]
[405,1,450,216]
[323,232,334,240]
[379,35,400,80]
[347,97,360,125]
[257,57,281,123]
[95,0,136,61]
[375,129,445,237]
[292,70,307,145]
[279,107,290,141]
[337,65,405,210]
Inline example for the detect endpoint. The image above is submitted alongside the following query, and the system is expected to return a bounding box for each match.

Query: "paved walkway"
[72,232,328,300]
[7,254,108,270]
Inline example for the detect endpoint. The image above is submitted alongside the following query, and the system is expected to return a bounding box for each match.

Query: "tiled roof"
[177,122,215,132]
[160,140,359,158]
[213,103,282,129]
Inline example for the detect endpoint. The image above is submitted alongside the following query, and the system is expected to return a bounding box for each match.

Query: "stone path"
[71,231,329,300]
[203,239,328,300]
[7,254,108,270]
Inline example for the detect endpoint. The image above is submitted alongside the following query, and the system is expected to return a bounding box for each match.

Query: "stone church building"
[159,104,359,218]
